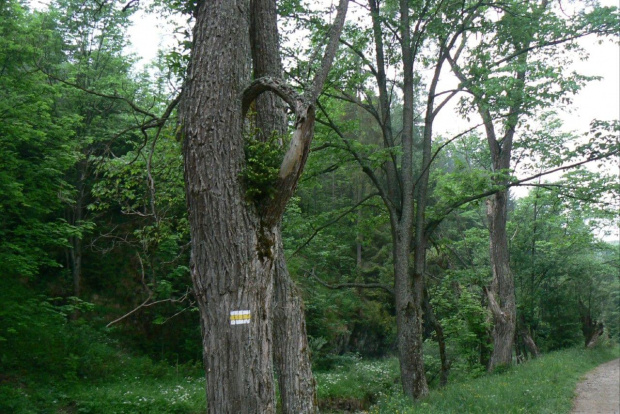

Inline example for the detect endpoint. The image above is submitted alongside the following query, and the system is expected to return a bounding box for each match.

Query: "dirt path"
[571,358,620,414]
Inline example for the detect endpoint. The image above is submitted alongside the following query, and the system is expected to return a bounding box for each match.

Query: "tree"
[510,187,619,351]
[306,0,496,398]
[179,0,349,412]
[0,0,78,280]
[249,1,317,411]
[40,0,139,298]
[446,0,619,369]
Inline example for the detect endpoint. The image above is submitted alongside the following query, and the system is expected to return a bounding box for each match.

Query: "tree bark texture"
[394,238,428,399]
[181,0,349,411]
[486,191,516,370]
[181,2,276,412]
[250,0,287,143]
[395,0,429,399]
[273,233,318,413]
[249,1,318,410]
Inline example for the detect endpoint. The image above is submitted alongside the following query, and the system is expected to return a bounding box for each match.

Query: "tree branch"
[339,37,378,77]
[258,0,350,228]
[426,149,619,234]
[306,268,394,295]
[41,69,159,119]
[307,0,350,103]
[241,76,305,118]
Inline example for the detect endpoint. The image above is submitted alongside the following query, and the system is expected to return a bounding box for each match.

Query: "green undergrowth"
[370,345,619,414]
[0,280,207,414]
[3,345,616,413]
[314,355,401,412]
[1,283,616,414]
[0,358,207,414]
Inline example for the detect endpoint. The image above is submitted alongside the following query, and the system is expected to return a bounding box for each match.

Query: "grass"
[64,375,206,414]
[370,345,620,413]
[0,364,207,414]
[0,348,207,414]
[1,334,617,413]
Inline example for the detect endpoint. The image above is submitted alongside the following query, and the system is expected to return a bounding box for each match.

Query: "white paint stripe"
[230,310,251,325]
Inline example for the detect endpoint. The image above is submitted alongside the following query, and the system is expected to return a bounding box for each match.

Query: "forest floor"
[571,358,620,414]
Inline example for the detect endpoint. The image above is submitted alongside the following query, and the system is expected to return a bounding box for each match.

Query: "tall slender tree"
[446,0,619,369]
[311,0,492,398]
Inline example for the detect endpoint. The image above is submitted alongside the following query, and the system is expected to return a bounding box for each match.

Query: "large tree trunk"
[486,190,516,370]
[394,238,428,399]
[181,1,349,411]
[249,1,318,411]
[394,243,428,398]
[181,2,276,412]
[273,234,318,413]
[395,0,429,399]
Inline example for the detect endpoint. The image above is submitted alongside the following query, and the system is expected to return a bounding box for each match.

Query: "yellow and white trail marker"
[230,310,251,325]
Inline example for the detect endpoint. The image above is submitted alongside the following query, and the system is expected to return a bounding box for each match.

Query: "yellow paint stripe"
[230,314,251,321]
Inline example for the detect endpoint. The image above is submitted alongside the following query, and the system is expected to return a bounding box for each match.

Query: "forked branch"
[241,0,351,228]
[306,268,394,295]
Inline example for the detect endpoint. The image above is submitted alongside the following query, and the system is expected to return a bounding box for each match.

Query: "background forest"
[0,0,618,412]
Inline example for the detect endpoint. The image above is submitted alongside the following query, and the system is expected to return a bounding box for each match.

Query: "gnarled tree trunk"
[181,3,276,412]
[181,1,349,411]
[249,1,318,410]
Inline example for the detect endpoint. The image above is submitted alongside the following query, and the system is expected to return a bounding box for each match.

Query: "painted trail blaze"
[230,310,251,325]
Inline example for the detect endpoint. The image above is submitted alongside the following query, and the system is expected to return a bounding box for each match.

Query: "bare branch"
[307,0,350,103]
[339,37,378,77]
[41,69,159,119]
[306,268,394,295]
[413,122,485,189]
[427,149,619,234]
[106,254,191,328]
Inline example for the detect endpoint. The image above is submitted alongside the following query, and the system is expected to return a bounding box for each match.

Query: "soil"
[572,358,620,414]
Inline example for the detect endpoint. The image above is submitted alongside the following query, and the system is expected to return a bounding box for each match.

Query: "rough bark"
[486,191,516,370]
[250,0,287,143]
[181,1,349,411]
[394,239,428,399]
[273,233,318,413]
[250,1,318,410]
[181,2,276,412]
